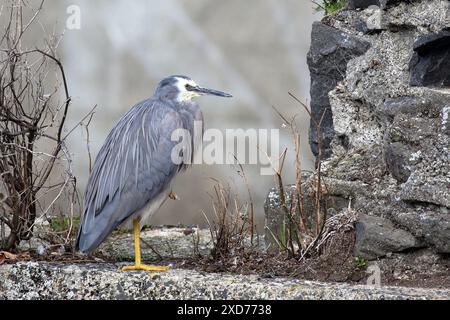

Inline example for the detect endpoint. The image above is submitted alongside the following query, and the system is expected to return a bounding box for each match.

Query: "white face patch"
[175,77,201,102]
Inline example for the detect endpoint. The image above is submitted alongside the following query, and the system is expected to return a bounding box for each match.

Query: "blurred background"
[6,0,321,230]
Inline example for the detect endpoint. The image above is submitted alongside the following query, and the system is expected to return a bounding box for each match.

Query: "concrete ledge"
[1,262,449,300]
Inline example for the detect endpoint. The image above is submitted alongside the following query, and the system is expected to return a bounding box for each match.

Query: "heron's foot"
[169,191,179,201]
[120,264,169,272]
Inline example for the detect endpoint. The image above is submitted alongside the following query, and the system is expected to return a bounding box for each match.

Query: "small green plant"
[50,216,80,234]
[354,257,367,267]
[312,0,347,15]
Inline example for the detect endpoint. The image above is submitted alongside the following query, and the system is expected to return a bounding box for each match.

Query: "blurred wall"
[9,0,322,230]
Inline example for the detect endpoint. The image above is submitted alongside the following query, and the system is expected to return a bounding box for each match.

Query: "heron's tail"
[75,206,100,253]
[75,204,119,254]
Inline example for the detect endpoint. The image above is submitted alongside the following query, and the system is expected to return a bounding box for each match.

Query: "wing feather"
[76,99,183,252]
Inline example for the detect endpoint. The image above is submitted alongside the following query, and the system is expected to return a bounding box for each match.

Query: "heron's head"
[154,75,232,103]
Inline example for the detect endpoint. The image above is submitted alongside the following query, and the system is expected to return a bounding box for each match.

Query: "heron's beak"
[194,86,233,98]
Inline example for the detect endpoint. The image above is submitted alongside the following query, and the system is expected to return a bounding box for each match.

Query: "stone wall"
[267,0,450,260]
[2,262,449,299]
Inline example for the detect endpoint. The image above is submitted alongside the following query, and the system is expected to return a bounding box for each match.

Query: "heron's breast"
[131,187,171,226]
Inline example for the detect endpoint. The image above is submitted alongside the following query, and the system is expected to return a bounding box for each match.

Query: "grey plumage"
[75,75,231,253]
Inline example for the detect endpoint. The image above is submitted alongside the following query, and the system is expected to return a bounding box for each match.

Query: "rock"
[268,0,450,261]
[391,210,450,253]
[413,30,450,53]
[384,141,413,183]
[442,105,450,135]
[385,1,450,33]
[326,14,450,252]
[354,214,418,260]
[2,261,449,300]
[385,107,450,208]
[376,248,450,288]
[353,198,450,254]
[348,0,381,9]
[380,91,450,190]
[264,185,312,251]
[355,6,385,34]
[378,96,430,119]
[347,0,405,10]
[410,30,450,87]
[364,6,384,30]
[307,22,371,158]
[401,170,450,208]
[97,227,213,261]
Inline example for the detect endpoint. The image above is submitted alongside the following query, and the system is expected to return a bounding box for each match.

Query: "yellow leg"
[120,219,169,272]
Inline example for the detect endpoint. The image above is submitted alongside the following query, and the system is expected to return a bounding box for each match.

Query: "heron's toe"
[119,264,169,272]
[141,265,169,272]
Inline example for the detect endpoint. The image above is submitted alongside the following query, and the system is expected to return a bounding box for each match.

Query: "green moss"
[314,0,347,15]
[354,257,367,268]
[50,216,80,234]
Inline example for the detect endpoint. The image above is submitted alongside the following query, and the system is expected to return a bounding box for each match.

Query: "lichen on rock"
[1,261,449,300]
[267,0,450,267]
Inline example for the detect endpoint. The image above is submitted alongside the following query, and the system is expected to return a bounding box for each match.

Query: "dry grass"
[203,179,259,261]
[200,93,358,279]
[267,93,332,259]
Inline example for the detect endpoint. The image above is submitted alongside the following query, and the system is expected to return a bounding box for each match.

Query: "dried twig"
[265,94,331,258]
[0,1,90,251]
[205,171,258,261]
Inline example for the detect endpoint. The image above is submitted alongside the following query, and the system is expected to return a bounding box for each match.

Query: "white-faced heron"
[75,75,232,271]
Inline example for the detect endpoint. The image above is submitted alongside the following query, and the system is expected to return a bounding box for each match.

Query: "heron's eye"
[185,84,195,91]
